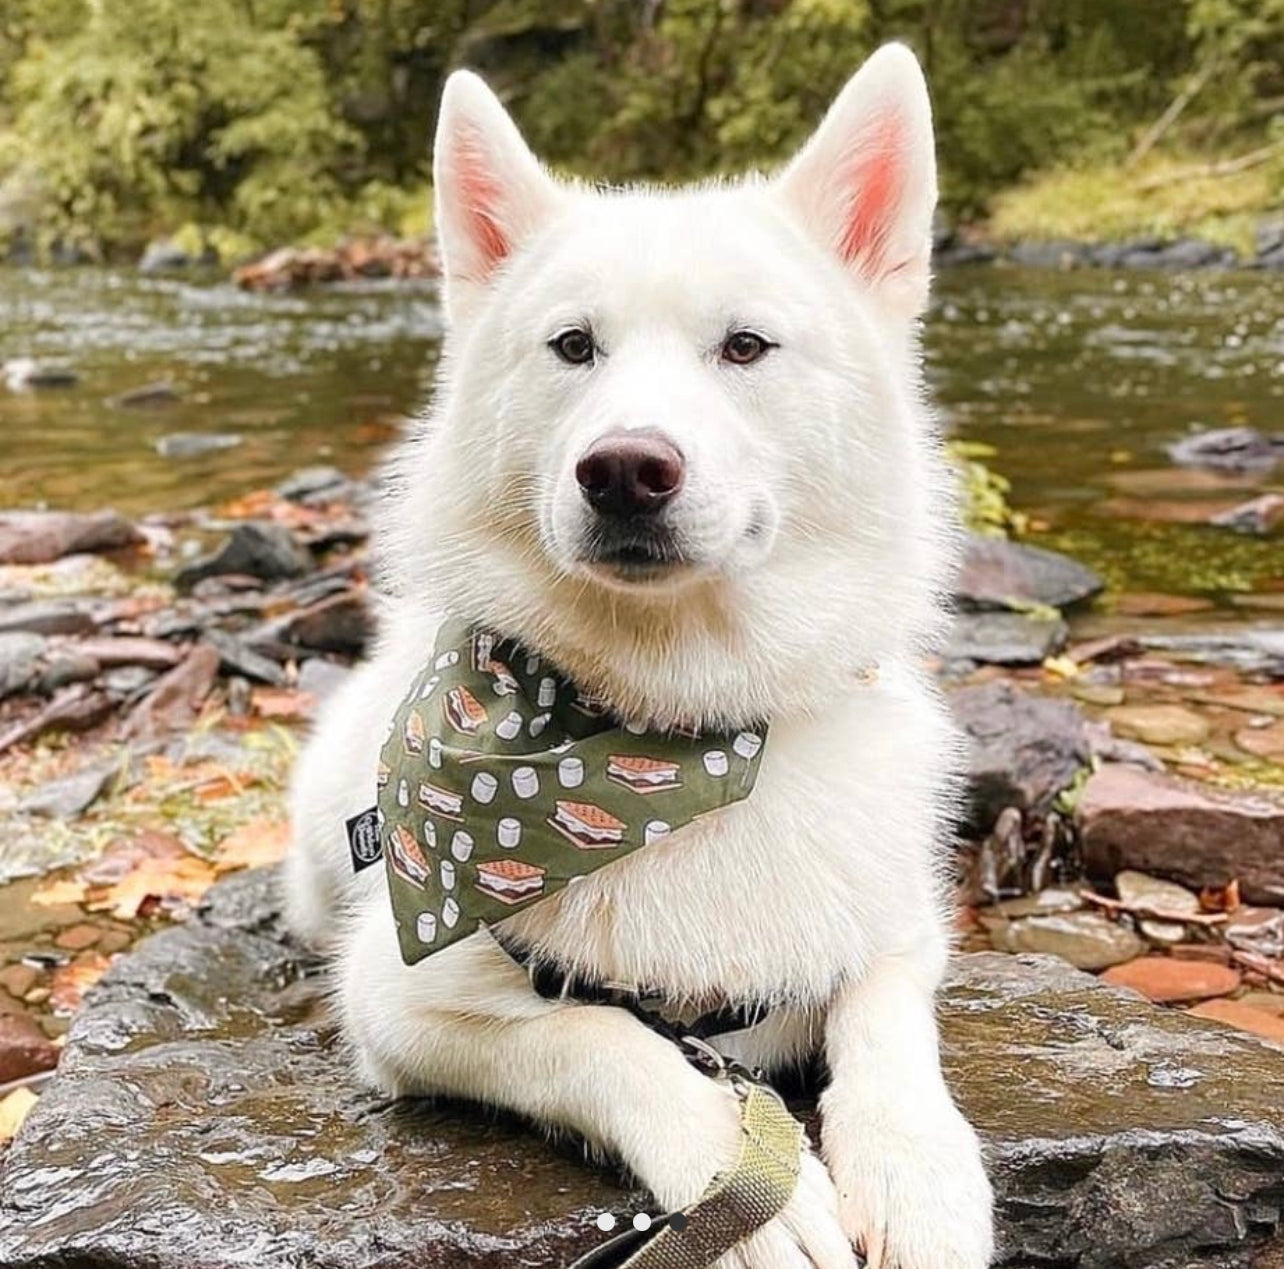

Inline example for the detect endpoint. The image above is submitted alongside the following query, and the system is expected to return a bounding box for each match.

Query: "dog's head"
[387,46,954,726]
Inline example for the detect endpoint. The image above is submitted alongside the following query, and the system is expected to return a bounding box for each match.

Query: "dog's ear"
[433,71,562,324]
[775,44,937,318]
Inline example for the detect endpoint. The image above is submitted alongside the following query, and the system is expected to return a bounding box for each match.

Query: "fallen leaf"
[1200,879,1241,914]
[0,1088,38,1142]
[214,817,291,873]
[250,687,316,720]
[88,857,216,921]
[49,953,115,1016]
[30,879,87,908]
[78,830,190,887]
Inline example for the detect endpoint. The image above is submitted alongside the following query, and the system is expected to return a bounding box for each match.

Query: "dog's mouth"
[580,523,691,585]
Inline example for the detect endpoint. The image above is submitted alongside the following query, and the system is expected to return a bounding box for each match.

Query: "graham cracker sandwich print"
[606,754,682,794]
[403,709,426,754]
[390,824,430,885]
[444,684,488,734]
[418,781,464,820]
[549,800,627,849]
[475,858,546,905]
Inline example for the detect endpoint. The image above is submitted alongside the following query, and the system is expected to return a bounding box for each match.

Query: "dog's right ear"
[433,71,562,324]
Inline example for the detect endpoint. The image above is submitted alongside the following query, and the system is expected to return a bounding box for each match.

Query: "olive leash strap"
[568,1046,806,1269]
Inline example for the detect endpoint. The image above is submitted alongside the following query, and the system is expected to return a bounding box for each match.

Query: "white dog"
[284,43,993,1269]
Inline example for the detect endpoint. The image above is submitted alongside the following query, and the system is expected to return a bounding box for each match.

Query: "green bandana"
[374,620,768,965]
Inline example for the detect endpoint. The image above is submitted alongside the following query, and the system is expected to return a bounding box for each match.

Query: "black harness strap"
[495,934,772,1048]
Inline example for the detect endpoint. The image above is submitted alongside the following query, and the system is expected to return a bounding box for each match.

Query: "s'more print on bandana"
[377,619,768,965]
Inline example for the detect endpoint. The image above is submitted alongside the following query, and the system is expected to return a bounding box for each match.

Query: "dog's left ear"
[433,71,563,324]
[775,44,937,319]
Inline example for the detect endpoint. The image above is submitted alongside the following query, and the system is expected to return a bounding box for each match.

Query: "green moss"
[1030,521,1281,597]
[989,158,1274,258]
[947,440,1026,538]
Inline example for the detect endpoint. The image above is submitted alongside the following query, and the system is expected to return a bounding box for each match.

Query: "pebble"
[1188,998,1284,1044]
[985,888,1085,919]
[0,632,47,698]
[1224,907,1284,958]
[1117,869,1201,940]
[154,432,243,459]
[0,1008,60,1083]
[54,925,102,952]
[989,910,1145,971]
[1101,957,1241,1003]
[1235,720,1284,760]
[1105,704,1211,747]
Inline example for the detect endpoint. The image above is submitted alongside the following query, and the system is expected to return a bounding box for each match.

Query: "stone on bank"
[1,871,1282,1268]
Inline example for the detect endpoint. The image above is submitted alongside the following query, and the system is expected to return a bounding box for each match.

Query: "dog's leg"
[819,942,994,1269]
[341,898,858,1269]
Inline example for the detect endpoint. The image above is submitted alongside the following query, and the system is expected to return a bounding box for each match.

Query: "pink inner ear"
[453,126,510,279]
[837,115,903,277]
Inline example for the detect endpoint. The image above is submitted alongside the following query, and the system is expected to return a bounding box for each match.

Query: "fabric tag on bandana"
[376,619,768,965]
[346,807,383,873]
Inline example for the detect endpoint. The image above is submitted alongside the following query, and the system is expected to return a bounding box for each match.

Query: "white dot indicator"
[595,1212,616,1232]
[633,1213,652,1232]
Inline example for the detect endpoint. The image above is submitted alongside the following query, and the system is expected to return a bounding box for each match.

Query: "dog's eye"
[721,331,772,365]
[550,328,596,366]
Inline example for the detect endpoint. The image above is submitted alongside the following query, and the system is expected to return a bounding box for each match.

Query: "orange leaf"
[0,1088,38,1142]
[214,817,291,873]
[31,879,87,907]
[86,856,216,920]
[251,687,317,720]
[49,952,115,1016]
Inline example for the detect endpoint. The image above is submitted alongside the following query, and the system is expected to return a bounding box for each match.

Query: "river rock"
[1115,870,1201,945]
[956,536,1103,611]
[1006,240,1088,270]
[1189,998,1284,1044]
[0,510,143,565]
[1104,703,1210,747]
[951,681,1090,834]
[17,764,114,818]
[1,359,78,391]
[0,872,644,1268]
[268,591,372,656]
[155,432,243,459]
[987,909,1145,970]
[276,466,355,504]
[1167,426,1284,473]
[0,600,96,637]
[68,636,182,670]
[3,874,1284,1268]
[175,522,313,591]
[108,380,181,409]
[0,633,45,698]
[123,644,222,740]
[1079,764,1284,904]
[945,611,1067,665]
[1212,493,1284,535]
[204,629,287,687]
[138,240,192,274]
[0,1009,59,1084]
[1101,957,1241,1003]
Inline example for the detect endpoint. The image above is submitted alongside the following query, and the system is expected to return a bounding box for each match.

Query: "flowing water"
[2,264,1282,603]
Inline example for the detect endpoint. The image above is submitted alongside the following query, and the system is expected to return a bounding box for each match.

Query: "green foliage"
[0,0,1279,257]
[946,440,1026,538]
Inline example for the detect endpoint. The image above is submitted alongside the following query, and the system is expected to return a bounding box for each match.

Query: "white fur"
[286,44,994,1269]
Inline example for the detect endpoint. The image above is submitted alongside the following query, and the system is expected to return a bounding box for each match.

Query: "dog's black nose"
[575,431,684,517]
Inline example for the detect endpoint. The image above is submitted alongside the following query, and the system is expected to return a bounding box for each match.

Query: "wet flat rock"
[2,875,1284,1268]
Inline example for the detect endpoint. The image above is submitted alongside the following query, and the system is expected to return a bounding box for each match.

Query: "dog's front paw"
[823,1100,994,1269]
[715,1149,860,1269]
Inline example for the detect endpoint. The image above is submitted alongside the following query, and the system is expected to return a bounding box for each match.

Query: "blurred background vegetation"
[0,0,1280,262]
